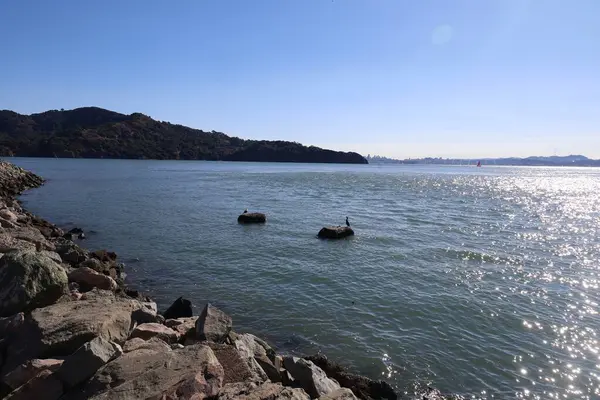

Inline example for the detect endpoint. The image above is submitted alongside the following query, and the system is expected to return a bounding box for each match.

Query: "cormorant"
[346,216,350,227]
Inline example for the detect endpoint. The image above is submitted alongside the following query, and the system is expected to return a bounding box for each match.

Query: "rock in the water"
[317,226,354,239]
[306,354,397,400]
[4,370,63,400]
[76,344,223,400]
[0,250,68,317]
[237,212,267,224]
[196,303,232,343]
[2,290,142,374]
[162,296,193,320]
[283,357,341,399]
[68,227,83,235]
[165,316,198,339]
[68,267,118,292]
[216,382,310,400]
[55,337,122,388]
[235,333,280,383]
[122,337,171,353]
[130,322,180,344]
[2,358,64,391]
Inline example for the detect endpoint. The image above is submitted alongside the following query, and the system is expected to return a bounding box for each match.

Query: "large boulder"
[68,267,118,292]
[1,289,142,374]
[196,303,232,343]
[238,212,267,224]
[0,234,36,253]
[305,355,397,400]
[0,209,18,224]
[56,337,122,389]
[206,343,255,385]
[129,323,180,344]
[317,226,354,239]
[216,382,310,400]
[56,243,88,266]
[283,357,341,399]
[122,337,171,353]
[0,250,68,317]
[131,301,159,324]
[9,227,55,251]
[235,333,280,382]
[73,344,224,400]
[162,296,193,320]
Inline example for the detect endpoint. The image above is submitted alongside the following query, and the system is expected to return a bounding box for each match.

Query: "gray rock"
[235,333,280,382]
[9,228,54,251]
[0,209,18,224]
[56,337,122,388]
[196,303,232,343]
[237,212,267,224]
[74,344,223,400]
[164,316,197,339]
[78,258,105,272]
[56,243,88,266]
[206,343,255,385]
[0,234,36,253]
[283,357,341,398]
[0,250,68,317]
[2,290,141,374]
[216,382,310,400]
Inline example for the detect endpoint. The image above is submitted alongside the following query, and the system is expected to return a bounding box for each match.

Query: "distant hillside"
[0,107,367,164]
[366,154,600,167]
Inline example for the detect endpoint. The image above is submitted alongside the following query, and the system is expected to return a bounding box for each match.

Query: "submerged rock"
[237,212,267,224]
[0,250,68,317]
[317,226,354,239]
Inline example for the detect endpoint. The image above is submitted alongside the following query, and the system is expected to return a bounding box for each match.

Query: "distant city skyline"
[1,1,599,159]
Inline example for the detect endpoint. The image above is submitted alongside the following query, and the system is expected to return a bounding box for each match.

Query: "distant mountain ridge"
[366,154,600,167]
[0,107,368,164]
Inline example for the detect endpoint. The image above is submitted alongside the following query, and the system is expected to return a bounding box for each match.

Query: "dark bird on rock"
[346,216,350,227]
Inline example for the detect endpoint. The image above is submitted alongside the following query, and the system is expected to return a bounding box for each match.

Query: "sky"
[1,0,599,159]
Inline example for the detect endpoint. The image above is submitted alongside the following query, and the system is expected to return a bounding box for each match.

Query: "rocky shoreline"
[0,160,451,400]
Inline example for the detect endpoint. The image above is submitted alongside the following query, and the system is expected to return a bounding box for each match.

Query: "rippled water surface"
[12,158,600,399]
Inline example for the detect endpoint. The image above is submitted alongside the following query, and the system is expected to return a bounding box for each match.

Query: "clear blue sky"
[1,0,599,158]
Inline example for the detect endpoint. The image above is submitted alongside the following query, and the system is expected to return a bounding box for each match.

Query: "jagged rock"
[68,267,118,291]
[216,382,310,400]
[130,323,180,344]
[0,250,68,317]
[237,212,267,224]
[74,344,223,400]
[305,354,397,400]
[317,226,354,239]
[165,316,198,339]
[206,343,255,384]
[39,251,62,264]
[318,388,359,400]
[55,337,122,388]
[122,337,171,353]
[4,370,63,400]
[196,303,232,343]
[235,333,280,382]
[162,296,193,320]
[9,228,54,251]
[131,301,158,324]
[2,290,141,374]
[283,357,341,399]
[2,359,64,391]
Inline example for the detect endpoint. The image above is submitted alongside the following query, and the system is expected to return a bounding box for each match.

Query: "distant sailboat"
[477,161,481,167]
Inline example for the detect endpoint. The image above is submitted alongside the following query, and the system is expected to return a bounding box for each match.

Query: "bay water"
[11,158,600,399]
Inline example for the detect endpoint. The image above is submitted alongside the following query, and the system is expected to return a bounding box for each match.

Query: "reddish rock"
[130,323,180,344]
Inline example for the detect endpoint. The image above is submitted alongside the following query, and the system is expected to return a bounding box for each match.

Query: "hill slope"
[0,107,367,164]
